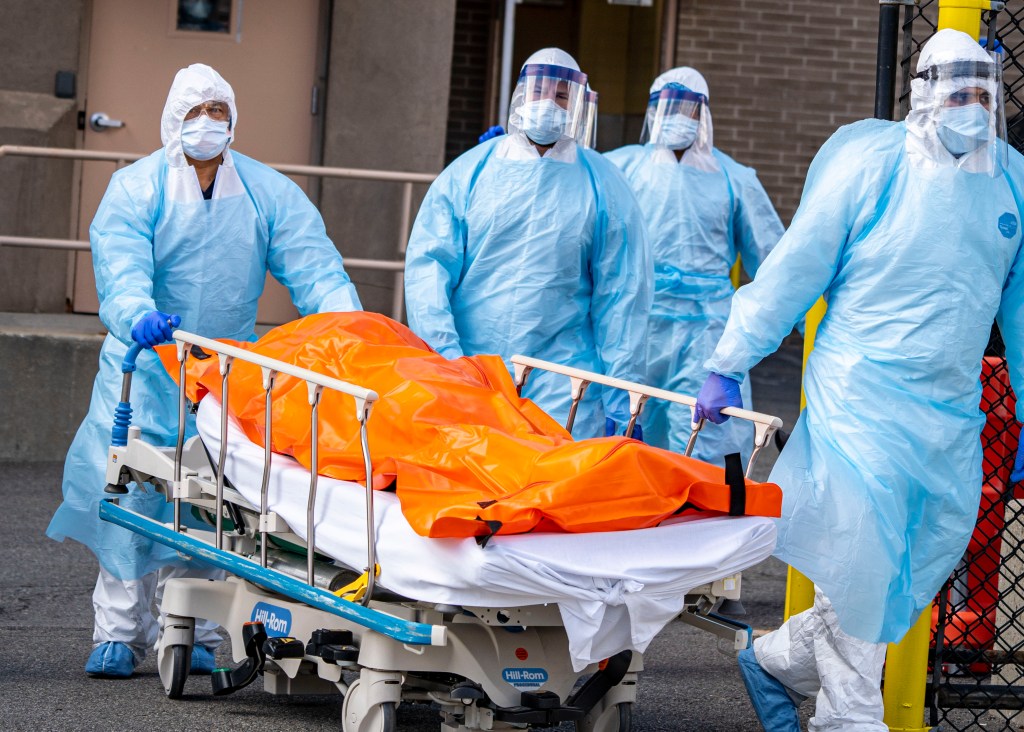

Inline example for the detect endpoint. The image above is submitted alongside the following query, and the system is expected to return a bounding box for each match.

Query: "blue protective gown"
[605,145,783,463]
[48,149,362,581]
[706,119,1024,643]
[404,136,652,437]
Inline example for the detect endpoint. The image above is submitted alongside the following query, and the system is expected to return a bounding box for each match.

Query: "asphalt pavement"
[0,334,807,731]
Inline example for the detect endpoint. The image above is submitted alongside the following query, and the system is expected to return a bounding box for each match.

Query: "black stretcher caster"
[211,621,268,696]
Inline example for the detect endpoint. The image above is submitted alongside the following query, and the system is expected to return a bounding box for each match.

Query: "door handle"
[89,113,125,132]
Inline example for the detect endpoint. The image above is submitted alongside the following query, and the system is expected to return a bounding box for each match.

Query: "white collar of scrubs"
[497,132,578,163]
[165,147,246,203]
[648,144,720,172]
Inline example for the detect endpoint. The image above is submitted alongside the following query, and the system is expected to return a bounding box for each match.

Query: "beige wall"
[320,0,457,317]
[0,0,85,313]
[0,93,78,312]
[0,1,85,94]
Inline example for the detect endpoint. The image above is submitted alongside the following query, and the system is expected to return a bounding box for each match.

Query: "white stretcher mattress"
[197,399,777,670]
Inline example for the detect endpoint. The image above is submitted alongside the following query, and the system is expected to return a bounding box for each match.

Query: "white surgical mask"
[181,116,231,161]
[519,99,570,146]
[937,103,992,156]
[658,116,699,150]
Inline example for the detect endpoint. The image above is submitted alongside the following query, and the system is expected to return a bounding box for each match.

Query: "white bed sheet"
[197,399,776,669]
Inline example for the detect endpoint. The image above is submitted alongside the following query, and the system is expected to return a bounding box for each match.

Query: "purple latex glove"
[1012,439,1024,483]
[694,373,743,424]
[478,125,506,143]
[131,310,181,349]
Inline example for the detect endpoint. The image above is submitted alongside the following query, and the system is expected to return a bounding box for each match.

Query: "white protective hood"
[160,63,238,168]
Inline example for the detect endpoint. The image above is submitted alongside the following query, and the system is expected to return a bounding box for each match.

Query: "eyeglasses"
[944,87,993,110]
[184,101,230,122]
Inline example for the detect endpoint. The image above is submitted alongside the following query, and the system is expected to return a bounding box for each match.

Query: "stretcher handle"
[110,343,146,448]
[121,343,144,374]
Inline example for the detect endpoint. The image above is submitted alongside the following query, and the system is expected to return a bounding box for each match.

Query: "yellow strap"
[332,564,381,603]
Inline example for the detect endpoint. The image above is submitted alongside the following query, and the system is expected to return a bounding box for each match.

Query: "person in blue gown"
[694,30,1024,730]
[47,63,362,678]
[405,48,651,439]
[606,68,784,463]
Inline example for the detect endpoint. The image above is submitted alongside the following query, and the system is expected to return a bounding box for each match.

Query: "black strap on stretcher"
[474,518,503,548]
[724,452,746,516]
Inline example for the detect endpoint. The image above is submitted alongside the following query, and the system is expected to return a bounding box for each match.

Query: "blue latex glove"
[130,310,181,349]
[1012,440,1024,483]
[478,125,506,143]
[694,372,743,424]
[604,418,643,441]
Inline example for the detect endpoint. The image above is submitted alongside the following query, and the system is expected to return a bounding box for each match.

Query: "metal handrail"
[0,144,437,320]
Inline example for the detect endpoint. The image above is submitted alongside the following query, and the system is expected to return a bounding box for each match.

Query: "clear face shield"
[640,84,709,151]
[575,88,598,150]
[507,64,588,146]
[917,57,1006,168]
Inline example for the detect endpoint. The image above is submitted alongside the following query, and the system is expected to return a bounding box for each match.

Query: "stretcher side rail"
[167,329,380,601]
[510,354,783,477]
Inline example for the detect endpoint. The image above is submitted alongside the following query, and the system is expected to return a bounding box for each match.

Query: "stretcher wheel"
[574,701,632,732]
[164,644,190,699]
[617,702,632,731]
[341,680,397,732]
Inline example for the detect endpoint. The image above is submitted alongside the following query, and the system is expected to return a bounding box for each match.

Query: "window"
[175,0,232,34]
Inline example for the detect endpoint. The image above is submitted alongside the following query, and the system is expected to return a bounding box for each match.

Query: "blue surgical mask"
[658,115,700,150]
[519,99,570,146]
[180,116,231,161]
[937,103,992,156]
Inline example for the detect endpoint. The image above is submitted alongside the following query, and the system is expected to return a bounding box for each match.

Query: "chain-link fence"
[893,4,1024,728]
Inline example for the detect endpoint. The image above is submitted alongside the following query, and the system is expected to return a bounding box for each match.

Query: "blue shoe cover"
[190,644,216,675]
[85,641,137,678]
[737,647,802,731]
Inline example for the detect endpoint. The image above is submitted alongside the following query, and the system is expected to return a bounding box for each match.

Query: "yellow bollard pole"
[883,607,934,732]
[798,298,826,414]
[937,0,989,38]
[783,566,815,621]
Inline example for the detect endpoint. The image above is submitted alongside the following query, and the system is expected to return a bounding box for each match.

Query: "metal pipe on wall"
[874,2,902,121]
[497,0,517,127]
[660,0,679,73]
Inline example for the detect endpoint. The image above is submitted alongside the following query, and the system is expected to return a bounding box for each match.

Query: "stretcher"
[98,329,783,732]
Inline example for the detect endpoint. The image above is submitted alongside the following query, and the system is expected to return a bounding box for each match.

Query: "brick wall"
[674,1,880,223]
[445,0,496,164]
